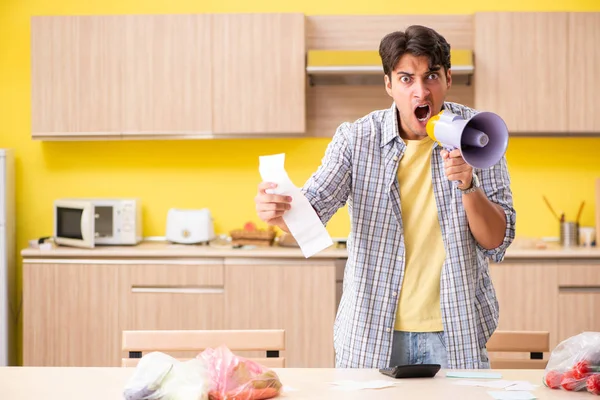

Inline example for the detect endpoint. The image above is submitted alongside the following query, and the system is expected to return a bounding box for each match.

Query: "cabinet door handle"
[559,286,600,293]
[131,286,224,294]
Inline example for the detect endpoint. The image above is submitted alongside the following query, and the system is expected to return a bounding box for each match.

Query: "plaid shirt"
[302,102,516,369]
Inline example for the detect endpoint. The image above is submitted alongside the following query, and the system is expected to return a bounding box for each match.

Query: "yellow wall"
[2,4,600,258]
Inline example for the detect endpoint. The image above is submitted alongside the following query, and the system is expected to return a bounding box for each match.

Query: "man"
[254,25,515,369]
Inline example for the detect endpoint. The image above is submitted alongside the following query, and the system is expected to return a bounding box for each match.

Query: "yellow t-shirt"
[394,136,446,332]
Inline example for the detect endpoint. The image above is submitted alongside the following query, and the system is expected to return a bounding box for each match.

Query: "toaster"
[165,208,215,244]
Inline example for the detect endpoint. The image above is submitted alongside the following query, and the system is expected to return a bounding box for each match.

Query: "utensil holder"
[560,221,579,247]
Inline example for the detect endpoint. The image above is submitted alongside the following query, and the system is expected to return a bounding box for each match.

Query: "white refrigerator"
[0,149,16,366]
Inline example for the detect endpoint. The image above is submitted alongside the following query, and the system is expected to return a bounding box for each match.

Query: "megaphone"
[426,110,509,169]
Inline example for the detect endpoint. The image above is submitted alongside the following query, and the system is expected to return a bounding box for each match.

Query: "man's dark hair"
[379,25,451,81]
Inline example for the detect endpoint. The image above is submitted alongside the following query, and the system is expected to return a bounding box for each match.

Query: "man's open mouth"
[414,104,431,122]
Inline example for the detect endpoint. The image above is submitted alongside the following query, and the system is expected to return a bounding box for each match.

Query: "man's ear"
[384,74,393,97]
[446,69,452,89]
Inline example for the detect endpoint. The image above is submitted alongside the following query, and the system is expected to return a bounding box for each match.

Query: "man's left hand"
[441,149,472,190]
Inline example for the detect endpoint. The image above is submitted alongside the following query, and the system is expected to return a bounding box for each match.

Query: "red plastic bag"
[543,332,600,395]
[198,345,283,400]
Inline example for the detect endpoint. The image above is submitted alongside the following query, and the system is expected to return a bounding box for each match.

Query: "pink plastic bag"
[543,332,600,395]
[198,345,283,400]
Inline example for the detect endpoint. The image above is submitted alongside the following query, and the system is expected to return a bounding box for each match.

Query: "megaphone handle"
[441,145,464,187]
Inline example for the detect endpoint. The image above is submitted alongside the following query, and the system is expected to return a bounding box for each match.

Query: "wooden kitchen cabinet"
[119,261,226,360]
[568,12,600,133]
[211,14,306,135]
[21,241,600,368]
[121,261,226,331]
[21,254,337,367]
[30,13,306,140]
[31,16,124,138]
[23,260,227,366]
[224,258,336,367]
[474,12,569,133]
[557,263,600,341]
[558,293,600,342]
[22,262,125,367]
[31,15,213,140]
[489,262,559,349]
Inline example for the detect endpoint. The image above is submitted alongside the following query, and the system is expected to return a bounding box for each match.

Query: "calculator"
[379,364,441,379]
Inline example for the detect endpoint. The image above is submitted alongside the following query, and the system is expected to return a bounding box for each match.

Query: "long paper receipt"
[259,153,333,258]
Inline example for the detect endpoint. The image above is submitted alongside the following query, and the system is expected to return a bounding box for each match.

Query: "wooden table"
[0,367,593,399]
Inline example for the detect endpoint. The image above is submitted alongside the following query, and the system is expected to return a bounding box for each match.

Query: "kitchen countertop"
[21,240,349,259]
[20,239,600,260]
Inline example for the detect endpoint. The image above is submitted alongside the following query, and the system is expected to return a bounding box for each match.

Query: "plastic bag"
[198,345,283,400]
[123,351,211,400]
[543,332,600,395]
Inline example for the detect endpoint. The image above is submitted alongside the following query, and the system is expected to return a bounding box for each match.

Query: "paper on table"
[259,153,333,258]
[453,380,515,389]
[446,371,503,379]
[329,380,397,391]
[487,391,536,400]
[505,382,538,391]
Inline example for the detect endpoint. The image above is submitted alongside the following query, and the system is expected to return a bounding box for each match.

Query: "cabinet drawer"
[122,260,226,334]
[558,264,600,287]
[126,260,224,290]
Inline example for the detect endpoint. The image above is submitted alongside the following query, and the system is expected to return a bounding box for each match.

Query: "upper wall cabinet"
[474,12,600,135]
[568,12,600,133]
[474,12,569,134]
[31,15,213,140]
[30,13,306,140]
[212,14,305,135]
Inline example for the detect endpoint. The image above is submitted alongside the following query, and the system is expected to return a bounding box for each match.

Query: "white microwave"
[54,198,142,248]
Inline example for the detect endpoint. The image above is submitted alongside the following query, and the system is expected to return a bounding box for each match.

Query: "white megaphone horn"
[426,110,509,169]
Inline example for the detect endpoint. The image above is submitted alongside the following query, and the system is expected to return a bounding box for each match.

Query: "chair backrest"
[122,329,286,368]
[486,330,550,369]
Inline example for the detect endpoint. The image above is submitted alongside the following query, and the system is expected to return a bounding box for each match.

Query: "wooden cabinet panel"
[22,262,124,367]
[212,14,306,135]
[120,15,213,137]
[31,16,125,137]
[31,15,213,139]
[32,13,307,139]
[568,12,600,133]
[557,262,600,343]
[19,255,600,368]
[558,263,600,286]
[121,261,225,331]
[224,259,336,367]
[474,12,568,133]
[558,292,600,343]
[489,262,559,348]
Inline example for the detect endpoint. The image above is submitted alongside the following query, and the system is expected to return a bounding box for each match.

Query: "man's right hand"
[254,182,292,233]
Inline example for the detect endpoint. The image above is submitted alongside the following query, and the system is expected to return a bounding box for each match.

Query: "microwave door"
[54,200,96,248]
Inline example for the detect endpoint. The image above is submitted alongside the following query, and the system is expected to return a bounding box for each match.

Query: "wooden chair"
[486,330,550,369]
[122,329,286,368]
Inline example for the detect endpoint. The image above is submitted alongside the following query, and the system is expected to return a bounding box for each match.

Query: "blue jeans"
[389,331,491,368]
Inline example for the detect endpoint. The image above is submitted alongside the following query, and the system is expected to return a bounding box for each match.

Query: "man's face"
[384,53,451,140]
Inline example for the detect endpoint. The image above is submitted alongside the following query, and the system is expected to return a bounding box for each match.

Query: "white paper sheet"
[259,153,333,258]
[453,380,516,389]
[446,371,503,379]
[505,382,539,391]
[329,380,397,391]
[487,391,537,400]
[453,380,539,390]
